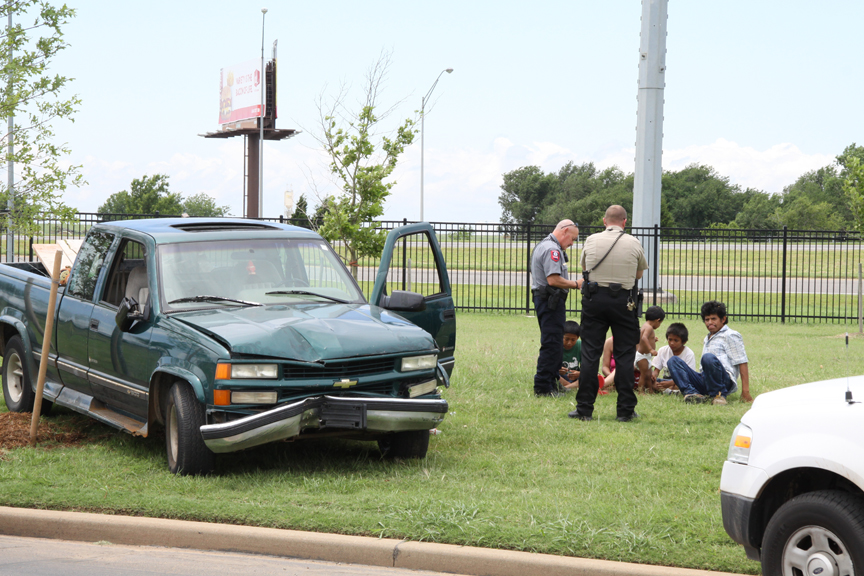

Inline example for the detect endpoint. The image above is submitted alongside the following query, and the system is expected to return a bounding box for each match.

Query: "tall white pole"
[258,8,267,219]
[632,0,668,292]
[6,9,13,262]
[419,68,452,222]
[420,95,425,222]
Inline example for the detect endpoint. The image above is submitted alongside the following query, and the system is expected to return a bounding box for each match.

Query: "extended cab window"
[102,240,148,307]
[66,231,115,300]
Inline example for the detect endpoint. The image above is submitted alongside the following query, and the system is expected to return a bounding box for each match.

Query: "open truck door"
[371,223,456,377]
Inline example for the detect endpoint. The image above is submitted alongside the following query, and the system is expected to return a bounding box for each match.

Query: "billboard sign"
[219,59,266,125]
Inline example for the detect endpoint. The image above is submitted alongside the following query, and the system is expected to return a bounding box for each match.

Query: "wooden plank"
[58,239,82,263]
[32,244,74,278]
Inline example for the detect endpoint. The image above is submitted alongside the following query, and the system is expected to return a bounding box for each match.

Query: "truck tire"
[164,381,214,475]
[378,430,430,459]
[2,336,51,415]
[762,490,864,576]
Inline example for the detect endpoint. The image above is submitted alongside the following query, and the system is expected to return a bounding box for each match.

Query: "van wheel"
[2,336,51,415]
[378,430,430,459]
[164,381,214,475]
[762,490,864,576]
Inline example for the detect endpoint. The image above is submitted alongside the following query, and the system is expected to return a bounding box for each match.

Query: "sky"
[42,0,864,223]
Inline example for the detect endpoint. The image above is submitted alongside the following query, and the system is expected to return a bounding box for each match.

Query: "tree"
[287,193,312,228]
[844,156,864,235]
[776,196,843,231]
[314,52,416,276]
[98,174,183,215]
[498,166,558,224]
[731,192,782,230]
[182,192,230,217]
[1,1,83,237]
[661,164,750,229]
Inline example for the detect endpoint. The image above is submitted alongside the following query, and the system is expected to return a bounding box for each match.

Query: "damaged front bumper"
[200,395,449,453]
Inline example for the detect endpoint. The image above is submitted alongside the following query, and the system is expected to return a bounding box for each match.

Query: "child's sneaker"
[663,389,681,396]
[712,395,728,406]
[684,393,707,404]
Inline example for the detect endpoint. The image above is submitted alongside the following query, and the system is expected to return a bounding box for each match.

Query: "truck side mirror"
[379,290,426,312]
[116,296,145,332]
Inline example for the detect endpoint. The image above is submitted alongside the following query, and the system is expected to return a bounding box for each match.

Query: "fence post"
[781,225,788,323]
[525,224,532,314]
[401,217,407,291]
[653,224,659,306]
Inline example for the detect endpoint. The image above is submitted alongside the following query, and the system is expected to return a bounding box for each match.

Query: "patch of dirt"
[0,412,91,451]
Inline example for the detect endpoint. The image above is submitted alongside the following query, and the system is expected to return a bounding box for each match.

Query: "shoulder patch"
[550,250,560,262]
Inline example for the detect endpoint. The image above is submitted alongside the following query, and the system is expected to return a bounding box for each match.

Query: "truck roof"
[95,218,323,244]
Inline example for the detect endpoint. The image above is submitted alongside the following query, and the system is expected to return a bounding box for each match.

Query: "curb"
[0,507,746,576]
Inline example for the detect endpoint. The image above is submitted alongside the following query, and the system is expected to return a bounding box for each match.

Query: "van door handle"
[90,318,99,331]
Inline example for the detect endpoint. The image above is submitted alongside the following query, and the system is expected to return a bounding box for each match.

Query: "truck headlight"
[216,363,279,379]
[727,423,753,465]
[401,354,437,372]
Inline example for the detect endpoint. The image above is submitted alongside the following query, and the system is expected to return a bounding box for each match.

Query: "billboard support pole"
[247,133,260,218]
[258,8,268,219]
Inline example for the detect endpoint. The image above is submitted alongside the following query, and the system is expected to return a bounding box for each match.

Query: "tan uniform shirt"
[579,225,648,289]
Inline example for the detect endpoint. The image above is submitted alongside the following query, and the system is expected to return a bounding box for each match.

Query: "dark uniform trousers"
[533,291,566,395]
[575,288,640,418]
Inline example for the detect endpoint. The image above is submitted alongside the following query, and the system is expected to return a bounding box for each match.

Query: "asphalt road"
[0,535,467,576]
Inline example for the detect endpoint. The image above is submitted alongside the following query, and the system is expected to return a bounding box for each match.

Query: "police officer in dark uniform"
[571,206,648,421]
[531,220,583,396]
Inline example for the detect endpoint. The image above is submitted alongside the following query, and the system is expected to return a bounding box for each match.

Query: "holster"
[631,285,645,318]
[580,272,598,299]
[545,285,566,309]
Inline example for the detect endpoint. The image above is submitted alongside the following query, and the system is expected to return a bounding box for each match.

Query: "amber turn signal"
[213,389,231,405]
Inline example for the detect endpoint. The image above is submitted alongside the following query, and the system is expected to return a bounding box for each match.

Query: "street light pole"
[258,7,267,218]
[420,68,452,222]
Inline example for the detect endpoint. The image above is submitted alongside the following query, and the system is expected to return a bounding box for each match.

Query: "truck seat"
[125,265,150,305]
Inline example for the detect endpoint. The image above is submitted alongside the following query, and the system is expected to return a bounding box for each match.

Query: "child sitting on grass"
[558,320,581,390]
[635,306,665,392]
[651,322,696,394]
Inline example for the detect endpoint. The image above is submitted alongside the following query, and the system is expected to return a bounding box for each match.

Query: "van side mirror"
[116,296,145,332]
[379,290,426,312]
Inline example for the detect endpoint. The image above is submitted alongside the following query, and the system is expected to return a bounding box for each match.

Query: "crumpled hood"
[170,303,436,361]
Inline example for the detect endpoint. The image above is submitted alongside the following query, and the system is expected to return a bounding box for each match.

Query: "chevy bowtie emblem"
[334,379,358,389]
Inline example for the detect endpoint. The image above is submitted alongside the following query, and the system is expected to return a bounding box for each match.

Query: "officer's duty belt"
[596,285,630,297]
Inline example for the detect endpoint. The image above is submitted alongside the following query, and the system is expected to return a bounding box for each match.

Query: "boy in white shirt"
[651,323,696,394]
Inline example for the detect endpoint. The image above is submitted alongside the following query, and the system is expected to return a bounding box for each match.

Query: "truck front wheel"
[762,490,864,576]
[2,336,50,414]
[164,381,214,475]
[378,430,430,459]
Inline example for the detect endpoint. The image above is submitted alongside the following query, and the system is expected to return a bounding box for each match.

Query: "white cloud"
[661,139,835,193]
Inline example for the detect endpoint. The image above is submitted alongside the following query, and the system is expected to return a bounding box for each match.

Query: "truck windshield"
[158,238,365,311]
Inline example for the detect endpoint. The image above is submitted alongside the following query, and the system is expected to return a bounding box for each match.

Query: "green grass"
[344,242,864,279]
[3,315,864,573]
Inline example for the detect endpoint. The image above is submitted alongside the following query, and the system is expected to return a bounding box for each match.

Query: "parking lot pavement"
[0,507,747,576]
[0,535,469,576]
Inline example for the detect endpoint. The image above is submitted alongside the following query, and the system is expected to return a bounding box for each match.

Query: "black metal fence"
[5,213,863,323]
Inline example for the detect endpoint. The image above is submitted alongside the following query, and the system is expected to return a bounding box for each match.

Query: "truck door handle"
[443,310,456,321]
[90,319,99,331]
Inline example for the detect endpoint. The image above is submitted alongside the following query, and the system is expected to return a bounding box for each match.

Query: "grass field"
[346,242,864,280]
[2,314,864,573]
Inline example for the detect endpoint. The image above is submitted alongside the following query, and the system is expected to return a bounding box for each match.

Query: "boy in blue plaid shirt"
[667,301,753,405]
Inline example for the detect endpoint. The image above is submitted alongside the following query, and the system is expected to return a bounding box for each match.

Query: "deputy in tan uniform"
[570,205,648,422]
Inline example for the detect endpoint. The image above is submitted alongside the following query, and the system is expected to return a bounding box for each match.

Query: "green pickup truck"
[0,218,456,475]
